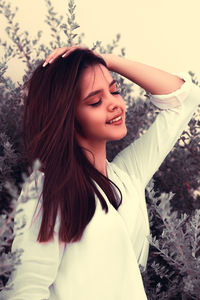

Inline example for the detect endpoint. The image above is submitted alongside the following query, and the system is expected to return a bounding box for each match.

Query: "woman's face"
[75,64,127,145]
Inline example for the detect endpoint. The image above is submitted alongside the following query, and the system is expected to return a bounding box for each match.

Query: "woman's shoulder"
[107,159,140,185]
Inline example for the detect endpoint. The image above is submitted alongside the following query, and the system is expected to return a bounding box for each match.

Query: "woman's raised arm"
[104,54,185,95]
[43,46,184,95]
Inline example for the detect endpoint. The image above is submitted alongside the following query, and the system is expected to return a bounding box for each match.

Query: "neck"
[76,135,107,177]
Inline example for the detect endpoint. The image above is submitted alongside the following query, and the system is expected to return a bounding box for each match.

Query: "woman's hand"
[42,45,87,67]
[42,45,112,69]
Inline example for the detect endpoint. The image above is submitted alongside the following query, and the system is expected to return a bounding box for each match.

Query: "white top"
[1,72,200,300]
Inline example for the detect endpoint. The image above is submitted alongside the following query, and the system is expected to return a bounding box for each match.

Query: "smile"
[106,115,123,125]
[107,115,122,124]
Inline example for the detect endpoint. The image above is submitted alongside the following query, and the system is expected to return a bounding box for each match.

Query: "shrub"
[0,0,199,298]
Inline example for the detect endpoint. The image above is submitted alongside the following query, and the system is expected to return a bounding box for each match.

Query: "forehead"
[79,64,113,96]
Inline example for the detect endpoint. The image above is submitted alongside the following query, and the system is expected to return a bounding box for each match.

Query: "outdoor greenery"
[0,0,199,299]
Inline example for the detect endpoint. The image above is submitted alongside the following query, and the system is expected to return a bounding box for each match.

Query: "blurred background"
[1,0,200,83]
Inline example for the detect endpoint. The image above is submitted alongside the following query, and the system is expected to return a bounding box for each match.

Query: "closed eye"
[111,91,120,95]
[89,99,102,107]
[89,91,120,107]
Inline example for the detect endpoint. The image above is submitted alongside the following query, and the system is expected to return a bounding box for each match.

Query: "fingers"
[42,45,89,67]
[42,47,68,67]
[60,46,77,59]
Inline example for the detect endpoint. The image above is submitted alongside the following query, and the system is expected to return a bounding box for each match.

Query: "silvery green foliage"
[0,0,200,298]
[141,179,200,299]
[0,179,20,291]
[0,159,41,295]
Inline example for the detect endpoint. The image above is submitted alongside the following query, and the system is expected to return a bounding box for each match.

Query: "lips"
[106,113,123,124]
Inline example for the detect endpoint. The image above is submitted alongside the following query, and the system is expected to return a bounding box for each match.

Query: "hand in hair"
[42,45,110,68]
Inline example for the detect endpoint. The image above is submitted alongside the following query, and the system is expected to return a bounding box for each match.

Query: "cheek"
[76,107,105,127]
[120,97,126,111]
[75,107,106,138]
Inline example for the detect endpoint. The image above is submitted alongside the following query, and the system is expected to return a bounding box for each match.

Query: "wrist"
[102,54,124,73]
[101,53,117,71]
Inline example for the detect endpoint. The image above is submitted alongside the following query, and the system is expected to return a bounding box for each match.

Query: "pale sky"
[1,0,200,83]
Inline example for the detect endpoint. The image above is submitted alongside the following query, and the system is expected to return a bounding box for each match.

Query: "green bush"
[0,0,199,298]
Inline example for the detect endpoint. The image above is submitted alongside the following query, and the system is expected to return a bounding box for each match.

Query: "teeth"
[108,116,122,124]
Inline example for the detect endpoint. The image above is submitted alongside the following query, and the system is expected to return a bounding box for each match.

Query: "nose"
[108,103,120,112]
[107,94,122,112]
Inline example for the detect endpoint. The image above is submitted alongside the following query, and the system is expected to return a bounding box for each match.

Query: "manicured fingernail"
[62,53,67,58]
[42,61,48,67]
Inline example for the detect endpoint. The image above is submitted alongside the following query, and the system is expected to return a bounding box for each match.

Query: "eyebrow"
[82,79,117,101]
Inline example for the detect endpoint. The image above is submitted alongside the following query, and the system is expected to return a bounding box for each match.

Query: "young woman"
[2,46,200,300]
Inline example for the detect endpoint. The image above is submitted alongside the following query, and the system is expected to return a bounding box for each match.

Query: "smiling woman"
[75,63,127,166]
[1,46,200,300]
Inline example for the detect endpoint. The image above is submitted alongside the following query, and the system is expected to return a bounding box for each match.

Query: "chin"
[109,128,127,141]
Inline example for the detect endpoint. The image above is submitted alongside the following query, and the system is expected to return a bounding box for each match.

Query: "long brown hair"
[23,49,122,243]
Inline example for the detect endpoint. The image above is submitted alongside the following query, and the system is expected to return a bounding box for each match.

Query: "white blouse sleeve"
[113,72,200,188]
[1,172,62,300]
